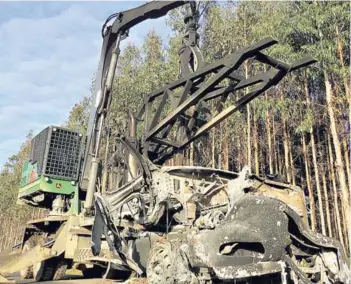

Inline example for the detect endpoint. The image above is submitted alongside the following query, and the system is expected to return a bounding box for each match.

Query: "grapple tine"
[290,55,318,71]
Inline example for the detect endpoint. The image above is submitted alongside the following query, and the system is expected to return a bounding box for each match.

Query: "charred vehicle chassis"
[91,142,350,283]
[89,2,349,282]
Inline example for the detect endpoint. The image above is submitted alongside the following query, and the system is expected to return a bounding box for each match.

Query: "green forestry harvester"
[0,1,349,283]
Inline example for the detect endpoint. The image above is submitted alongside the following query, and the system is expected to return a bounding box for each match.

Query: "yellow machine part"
[0,222,68,283]
[0,246,54,283]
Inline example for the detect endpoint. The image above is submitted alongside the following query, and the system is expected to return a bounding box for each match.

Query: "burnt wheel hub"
[147,241,173,284]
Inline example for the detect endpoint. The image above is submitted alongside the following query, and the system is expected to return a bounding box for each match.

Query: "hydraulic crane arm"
[99,1,188,87]
[81,1,190,212]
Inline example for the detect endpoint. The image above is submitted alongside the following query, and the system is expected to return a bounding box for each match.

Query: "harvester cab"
[0,1,349,283]
[17,126,83,215]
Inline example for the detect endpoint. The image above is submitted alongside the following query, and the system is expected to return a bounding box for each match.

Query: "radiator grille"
[30,127,49,174]
[44,127,82,180]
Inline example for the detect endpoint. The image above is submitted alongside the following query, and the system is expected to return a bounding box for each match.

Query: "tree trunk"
[222,122,229,170]
[332,206,338,242]
[247,107,251,168]
[245,62,251,171]
[266,94,273,175]
[342,139,350,192]
[282,116,291,183]
[259,134,264,175]
[310,129,326,235]
[288,138,296,185]
[340,197,350,253]
[273,118,279,174]
[212,129,215,168]
[324,70,350,244]
[321,165,332,237]
[316,126,332,237]
[302,134,316,231]
[238,134,242,170]
[253,107,259,175]
[303,76,326,235]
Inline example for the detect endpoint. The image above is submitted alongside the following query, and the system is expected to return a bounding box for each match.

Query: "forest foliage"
[0,1,349,252]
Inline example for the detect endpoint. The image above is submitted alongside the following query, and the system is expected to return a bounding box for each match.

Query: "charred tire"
[52,259,68,280]
[20,233,67,282]
[33,258,57,282]
[33,255,67,281]
[20,237,37,279]
[147,239,174,284]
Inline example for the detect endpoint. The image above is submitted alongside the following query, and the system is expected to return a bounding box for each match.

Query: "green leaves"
[66,96,91,134]
[296,107,315,134]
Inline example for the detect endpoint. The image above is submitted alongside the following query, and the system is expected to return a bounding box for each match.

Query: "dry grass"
[66,268,83,276]
[124,278,147,284]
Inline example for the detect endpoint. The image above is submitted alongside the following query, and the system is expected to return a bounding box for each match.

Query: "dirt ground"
[8,274,147,284]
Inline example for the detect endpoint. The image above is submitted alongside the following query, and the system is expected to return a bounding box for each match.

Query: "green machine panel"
[17,175,80,213]
[17,126,84,211]
[18,176,77,198]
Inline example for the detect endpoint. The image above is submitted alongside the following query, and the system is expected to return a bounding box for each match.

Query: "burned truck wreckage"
[88,2,350,283]
[93,165,350,283]
[2,1,349,284]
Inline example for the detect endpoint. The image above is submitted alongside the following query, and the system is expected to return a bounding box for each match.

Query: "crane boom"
[80,1,190,211]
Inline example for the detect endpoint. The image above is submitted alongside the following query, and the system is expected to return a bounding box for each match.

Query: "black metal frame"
[136,37,316,164]
[29,126,83,181]
[42,126,83,181]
